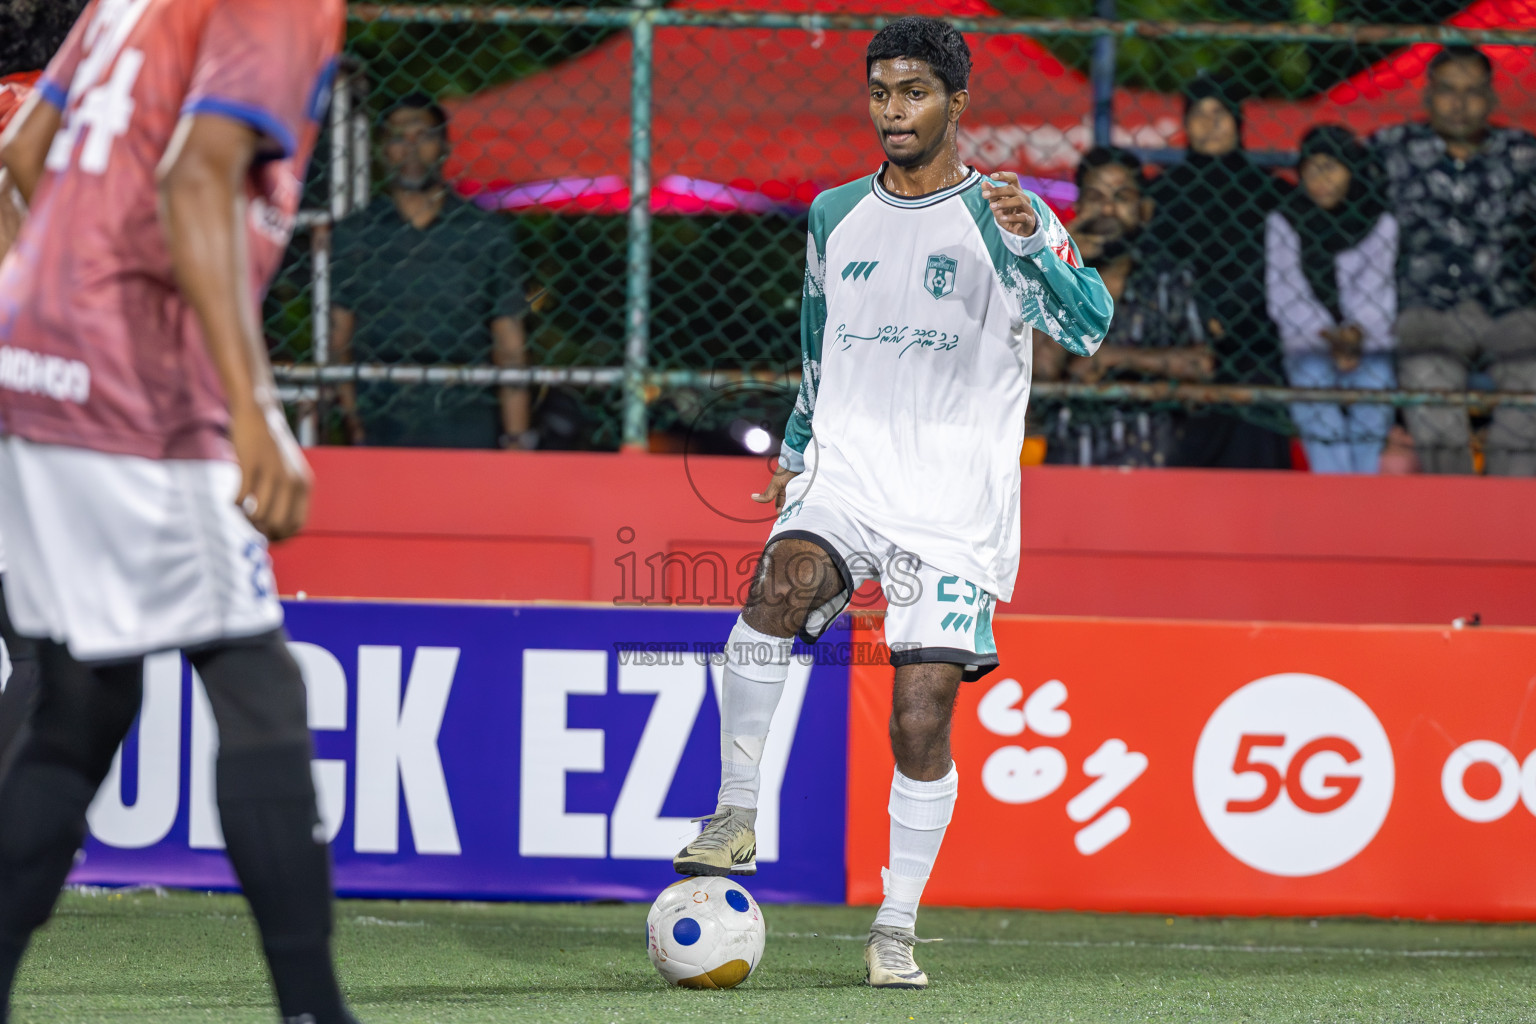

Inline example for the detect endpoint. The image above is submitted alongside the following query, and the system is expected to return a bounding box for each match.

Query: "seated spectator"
[1040,145,1212,467]
[1266,125,1398,474]
[331,93,532,449]
[1145,75,1292,469]
[1373,45,1536,476]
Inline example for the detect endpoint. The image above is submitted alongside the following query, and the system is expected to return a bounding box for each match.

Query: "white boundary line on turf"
[333,917,1532,960]
[771,931,1526,959]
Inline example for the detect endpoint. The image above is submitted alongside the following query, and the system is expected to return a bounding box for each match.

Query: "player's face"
[1300,153,1351,211]
[868,58,967,169]
[1185,97,1238,157]
[1427,59,1494,145]
[1075,163,1146,241]
[383,108,445,191]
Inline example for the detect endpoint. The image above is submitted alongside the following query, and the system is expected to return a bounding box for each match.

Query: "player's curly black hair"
[0,0,89,78]
[865,17,972,95]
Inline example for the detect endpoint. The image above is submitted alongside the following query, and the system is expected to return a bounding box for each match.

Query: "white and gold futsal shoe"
[672,806,757,876]
[864,924,931,989]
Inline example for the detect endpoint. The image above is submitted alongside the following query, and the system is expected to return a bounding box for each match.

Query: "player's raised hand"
[231,399,313,542]
[981,172,1038,238]
[751,463,800,511]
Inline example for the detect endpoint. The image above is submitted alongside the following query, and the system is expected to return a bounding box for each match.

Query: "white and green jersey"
[780,166,1113,602]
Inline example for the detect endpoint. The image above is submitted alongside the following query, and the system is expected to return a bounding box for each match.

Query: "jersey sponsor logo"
[840,260,879,281]
[0,346,91,404]
[249,195,294,246]
[923,254,957,298]
[1193,673,1393,877]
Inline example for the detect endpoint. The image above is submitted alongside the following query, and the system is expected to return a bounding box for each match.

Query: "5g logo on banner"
[1225,734,1362,814]
[1194,674,1394,878]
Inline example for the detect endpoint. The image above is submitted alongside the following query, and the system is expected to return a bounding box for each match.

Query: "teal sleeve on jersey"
[780,182,865,473]
[779,227,824,473]
[965,189,1114,357]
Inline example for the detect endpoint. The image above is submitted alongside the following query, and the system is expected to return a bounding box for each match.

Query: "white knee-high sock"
[716,617,793,812]
[874,763,959,931]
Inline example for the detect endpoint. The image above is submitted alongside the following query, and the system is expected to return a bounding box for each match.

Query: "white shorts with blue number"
[0,437,282,662]
[766,476,999,682]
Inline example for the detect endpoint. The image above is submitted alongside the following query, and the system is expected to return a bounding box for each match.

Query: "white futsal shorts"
[0,437,283,662]
[766,477,999,682]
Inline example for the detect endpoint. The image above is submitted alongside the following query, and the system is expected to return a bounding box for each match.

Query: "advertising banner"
[847,615,1536,920]
[70,602,849,903]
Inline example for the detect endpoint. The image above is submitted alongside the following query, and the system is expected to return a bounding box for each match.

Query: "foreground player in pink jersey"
[0,70,42,797]
[0,1,358,1021]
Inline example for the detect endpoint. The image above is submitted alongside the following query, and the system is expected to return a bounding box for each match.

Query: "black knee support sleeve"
[190,630,312,754]
[27,645,144,784]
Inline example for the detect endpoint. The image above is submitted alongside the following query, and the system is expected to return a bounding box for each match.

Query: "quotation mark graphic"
[977,678,1147,855]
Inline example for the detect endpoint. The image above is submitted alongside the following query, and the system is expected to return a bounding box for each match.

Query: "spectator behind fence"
[1146,74,1292,469]
[331,93,532,449]
[1038,145,1212,467]
[1266,126,1398,474]
[1373,46,1536,475]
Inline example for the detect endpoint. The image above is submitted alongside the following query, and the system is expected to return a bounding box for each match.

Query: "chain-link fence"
[265,2,1536,473]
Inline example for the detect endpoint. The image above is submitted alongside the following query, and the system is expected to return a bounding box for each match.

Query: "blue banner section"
[71,603,849,903]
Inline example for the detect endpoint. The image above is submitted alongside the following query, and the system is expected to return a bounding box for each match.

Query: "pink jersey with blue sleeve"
[0,0,343,460]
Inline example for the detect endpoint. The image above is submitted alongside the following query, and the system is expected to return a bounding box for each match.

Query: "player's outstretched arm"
[980,172,1114,358]
[0,91,61,204]
[159,113,312,542]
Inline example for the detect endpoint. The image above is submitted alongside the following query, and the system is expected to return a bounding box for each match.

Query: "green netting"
[262,2,1536,473]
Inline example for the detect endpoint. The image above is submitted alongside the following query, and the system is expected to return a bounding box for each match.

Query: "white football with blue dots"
[645,876,766,988]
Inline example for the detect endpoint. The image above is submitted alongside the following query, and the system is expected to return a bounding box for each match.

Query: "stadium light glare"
[742,427,772,454]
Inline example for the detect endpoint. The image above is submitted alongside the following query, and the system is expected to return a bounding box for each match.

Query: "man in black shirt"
[1373,46,1536,475]
[1038,146,1213,467]
[331,94,531,449]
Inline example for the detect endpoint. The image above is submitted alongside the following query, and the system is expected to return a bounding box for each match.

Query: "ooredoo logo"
[1193,674,1394,877]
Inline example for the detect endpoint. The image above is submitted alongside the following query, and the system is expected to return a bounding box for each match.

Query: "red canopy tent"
[443,0,1536,214]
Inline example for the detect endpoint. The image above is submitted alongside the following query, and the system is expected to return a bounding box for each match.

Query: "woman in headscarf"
[1265,125,1397,474]
[1146,74,1293,469]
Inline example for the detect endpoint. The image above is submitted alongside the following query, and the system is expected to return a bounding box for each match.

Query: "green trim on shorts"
[974,593,996,656]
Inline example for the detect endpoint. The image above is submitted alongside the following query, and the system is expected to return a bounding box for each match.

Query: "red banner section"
[848,615,1536,920]
[274,450,1536,626]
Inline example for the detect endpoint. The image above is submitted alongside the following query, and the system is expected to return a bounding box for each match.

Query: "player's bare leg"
[674,538,843,877]
[866,661,962,989]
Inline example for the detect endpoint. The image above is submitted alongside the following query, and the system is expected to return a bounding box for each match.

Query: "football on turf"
[645,877,766,988]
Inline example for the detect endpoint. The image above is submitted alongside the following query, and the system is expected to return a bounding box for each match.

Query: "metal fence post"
[1091,0,1116,148]
[622,5,655,451]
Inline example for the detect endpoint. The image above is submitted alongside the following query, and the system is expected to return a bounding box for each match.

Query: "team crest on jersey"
[923,254,957,299]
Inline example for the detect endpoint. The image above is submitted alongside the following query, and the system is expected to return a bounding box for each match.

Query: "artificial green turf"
[10,888,1536,1023]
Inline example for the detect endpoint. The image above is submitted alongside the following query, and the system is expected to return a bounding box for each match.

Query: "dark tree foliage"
[346,0,613,116]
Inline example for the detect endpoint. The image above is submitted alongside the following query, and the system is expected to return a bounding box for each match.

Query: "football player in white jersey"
[674,16,1113,988]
